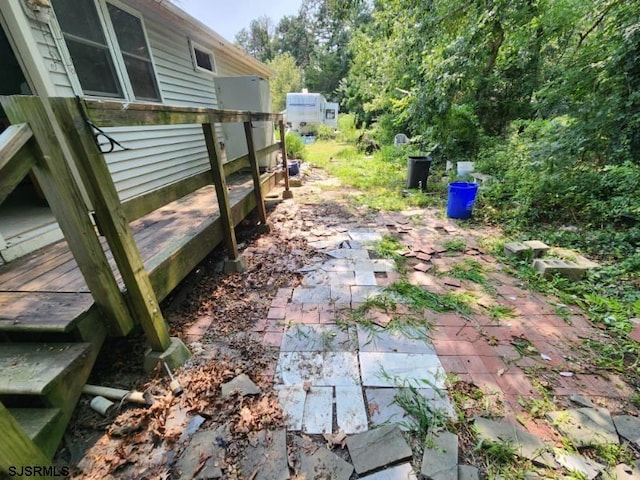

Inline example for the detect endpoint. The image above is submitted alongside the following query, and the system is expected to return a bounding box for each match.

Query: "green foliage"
[316,124,336,140]
[442,238,466,252]
[386,280,472,314]
[337,113,359,143]
[265,53,304,112]
[285,132,306,160]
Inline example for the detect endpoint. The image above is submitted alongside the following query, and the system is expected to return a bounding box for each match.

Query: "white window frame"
[52,0,163,103]
[189,39,217,75]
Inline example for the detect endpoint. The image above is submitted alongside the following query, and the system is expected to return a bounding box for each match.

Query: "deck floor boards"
[0,175,262,333]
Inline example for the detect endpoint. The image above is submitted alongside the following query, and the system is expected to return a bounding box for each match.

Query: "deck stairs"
[0,301,105,461]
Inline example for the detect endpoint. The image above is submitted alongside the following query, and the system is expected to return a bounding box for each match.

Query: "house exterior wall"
[7,0,271,202]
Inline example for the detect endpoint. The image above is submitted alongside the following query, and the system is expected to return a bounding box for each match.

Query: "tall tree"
[235,16,275,62]
[265,53,304,112]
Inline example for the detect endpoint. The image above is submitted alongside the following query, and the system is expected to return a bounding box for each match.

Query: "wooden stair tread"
[0,343,92,395]
[9,407,62,439]
[0,292,94,333]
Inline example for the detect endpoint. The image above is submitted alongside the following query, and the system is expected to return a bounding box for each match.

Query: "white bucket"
[457,161,475,176]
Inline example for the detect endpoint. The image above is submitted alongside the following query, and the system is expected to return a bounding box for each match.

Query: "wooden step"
[0,292,95,333]
[9,408,65,458]
[0,342,91,396]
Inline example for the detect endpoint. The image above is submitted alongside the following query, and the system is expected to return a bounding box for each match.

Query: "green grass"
[449,259,488,285]
[305,140,447,211]
[443,238,467,252]
[385,280,473,315]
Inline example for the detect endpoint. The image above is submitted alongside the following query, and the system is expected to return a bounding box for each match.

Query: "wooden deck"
[0,172,280,335]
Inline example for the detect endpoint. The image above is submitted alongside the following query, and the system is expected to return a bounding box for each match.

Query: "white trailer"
[285,92,339,134]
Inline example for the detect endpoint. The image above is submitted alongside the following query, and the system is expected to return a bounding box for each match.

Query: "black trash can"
[407,156,432,191]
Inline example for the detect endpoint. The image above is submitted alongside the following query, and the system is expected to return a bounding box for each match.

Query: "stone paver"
[359,351,445,388]
[275,351,360,386]
[240,430,288,480]
[474,417,556,468]
[346,424,413,474]
[547,408,619,447]
[291,286,332,303]
[220,374,260,398]
[280,324,352,352]
[302,386,333,434]
[555,450,604,480]
[420,431,458,480]
[175,427,225,479]
[348,229,383,243]
[458,465,480,480]
[335,385,368,434]
[357,325,436,354]
[613,415,640,447]
[603,464,640,480]
[275,385,305,431]
[299,447,354,480]
[360,462,418,479]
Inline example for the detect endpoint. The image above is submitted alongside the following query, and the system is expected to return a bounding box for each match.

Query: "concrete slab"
[613,415,640,446]
[355,270,378,286]
[421,431,458,480]
[330,284,353,305]
[533,258,589,281]
[458,465,480,480]
[360,462,418,479]
[351,285,384,303]
[275,385,305,431]
[346,424,412,474]
[357,325,436,354]
[359,352,445,388]
[366,387,451,430]
[175,427,225,479]
[348,229,383,243]
[303,386,333,434]
[299,447,354,480]
[326,271,357,286]
[240,430,288,480]
[335,386,368,434]
[291,286,332,303]
[603,464,640,480]
[275,351,361,386]
[522,240,550,257]
[281,324,353,352]
[326,248,371,259]
[547,408,619,447]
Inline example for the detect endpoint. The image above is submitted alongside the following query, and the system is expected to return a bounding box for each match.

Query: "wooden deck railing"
[0,95,291,354]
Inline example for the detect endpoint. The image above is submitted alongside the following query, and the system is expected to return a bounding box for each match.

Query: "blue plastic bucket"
[288,160,300,176]
[446,182,479,219]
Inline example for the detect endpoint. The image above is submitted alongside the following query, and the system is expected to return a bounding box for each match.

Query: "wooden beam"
[0,402,53,474]
[0,123,33,171]
[49,97,171,352]
[82,99,282,127]
[0,96,134,337]
[243,121,268,225]
[0,140,36,206]
[279,121,291,193]
[122,170,213,222]
[202,119,239,260]
[223,143,281,177]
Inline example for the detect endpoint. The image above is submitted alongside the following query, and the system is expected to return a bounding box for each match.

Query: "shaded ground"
[57,164,640,479]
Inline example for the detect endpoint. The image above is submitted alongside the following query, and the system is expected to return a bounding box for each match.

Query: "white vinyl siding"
[28,17,75,96]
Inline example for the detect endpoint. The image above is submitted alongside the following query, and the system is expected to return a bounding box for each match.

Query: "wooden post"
[202,119,240,261]
[48,97,171,352]
[278,120,293,199]
[0,96,134,337]
[0,403,53,475]
[243,120,268,225]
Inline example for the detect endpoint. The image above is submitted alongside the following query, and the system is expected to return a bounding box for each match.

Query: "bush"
[285,132,306,160]
[317,124,336,140]
[337,113,359,143]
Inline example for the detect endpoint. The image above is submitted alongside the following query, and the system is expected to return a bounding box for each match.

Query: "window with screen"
[51,0,123,97]
[106,3,160,101]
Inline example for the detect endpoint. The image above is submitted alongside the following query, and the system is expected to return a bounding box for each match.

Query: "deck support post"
[243,120,269,231]
[278,121,293,199]
[48,98,173,353]
[0,96,134,338]
[202,118,246,273]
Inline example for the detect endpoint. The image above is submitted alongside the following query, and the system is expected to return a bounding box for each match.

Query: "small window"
[190,40,217,74]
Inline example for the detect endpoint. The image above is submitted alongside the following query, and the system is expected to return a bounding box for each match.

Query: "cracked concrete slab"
[357,325,436,354]
[281,324,353,352]
[240,430,288,480]
[298,447,354,480]
[420,431,458,480]
[275,351,361,386]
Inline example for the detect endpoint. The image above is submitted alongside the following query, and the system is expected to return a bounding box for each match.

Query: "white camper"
[285,91,339,134]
